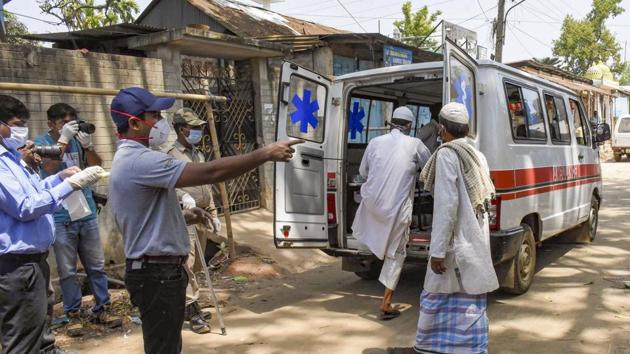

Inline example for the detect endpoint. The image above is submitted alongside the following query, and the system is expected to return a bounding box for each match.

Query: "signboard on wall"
[384,45,413,66]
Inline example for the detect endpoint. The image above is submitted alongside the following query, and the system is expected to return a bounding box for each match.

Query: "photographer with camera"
[18,140,42,175]
[34,103,119,336]
[0,95,107,354]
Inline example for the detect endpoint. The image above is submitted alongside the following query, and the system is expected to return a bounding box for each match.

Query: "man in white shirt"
[352,106,431,320]
[390,102,498,354]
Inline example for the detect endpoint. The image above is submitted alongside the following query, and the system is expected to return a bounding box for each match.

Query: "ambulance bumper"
[490,226,525,265]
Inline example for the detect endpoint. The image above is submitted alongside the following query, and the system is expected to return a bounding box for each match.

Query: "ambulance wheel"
[575,198,600,243]
[355,260,383,280]
[500,224,536,295]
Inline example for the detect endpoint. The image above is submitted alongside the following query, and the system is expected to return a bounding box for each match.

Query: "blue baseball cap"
[110,87,176,130]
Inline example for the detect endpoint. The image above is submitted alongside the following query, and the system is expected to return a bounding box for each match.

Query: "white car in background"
[613,114,630,162]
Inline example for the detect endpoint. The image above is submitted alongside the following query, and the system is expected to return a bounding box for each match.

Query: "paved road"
[73,163,630,354]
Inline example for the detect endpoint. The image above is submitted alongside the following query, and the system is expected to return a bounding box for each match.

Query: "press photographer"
[34,103,119,336]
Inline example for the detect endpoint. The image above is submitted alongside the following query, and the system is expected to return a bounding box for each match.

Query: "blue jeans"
[53,218,110,314]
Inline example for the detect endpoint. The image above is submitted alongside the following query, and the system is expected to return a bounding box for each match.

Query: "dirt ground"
[67,162,630,354]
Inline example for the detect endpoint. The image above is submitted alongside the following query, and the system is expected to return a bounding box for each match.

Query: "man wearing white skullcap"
[352,106,431,320]
[390,102,498,354]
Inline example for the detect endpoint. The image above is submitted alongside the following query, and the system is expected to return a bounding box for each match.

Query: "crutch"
[191,226,227,335]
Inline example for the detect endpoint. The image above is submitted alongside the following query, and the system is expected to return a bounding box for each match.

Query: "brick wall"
[0,43,179,279]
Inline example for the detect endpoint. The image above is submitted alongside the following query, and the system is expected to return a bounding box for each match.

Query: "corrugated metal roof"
[20,23,165,42]
[508,60,592,84]
[183,0,346,37]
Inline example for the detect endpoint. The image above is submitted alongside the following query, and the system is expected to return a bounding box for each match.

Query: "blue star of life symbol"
[291,89,319,133]
[454,73,473,120]
[349,101,365,139]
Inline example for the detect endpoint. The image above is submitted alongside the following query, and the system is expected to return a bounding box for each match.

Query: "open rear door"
[274,62,331,248]
[443,38,479,129]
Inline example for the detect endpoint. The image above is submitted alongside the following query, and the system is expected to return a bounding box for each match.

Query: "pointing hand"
[263,140,304,162]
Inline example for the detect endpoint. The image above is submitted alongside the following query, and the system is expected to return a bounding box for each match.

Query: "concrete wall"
[0,43,179,279]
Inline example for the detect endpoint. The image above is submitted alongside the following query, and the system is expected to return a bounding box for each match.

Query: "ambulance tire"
[500,224,536,295]
[575,198,600,243]
[355,260,383,280]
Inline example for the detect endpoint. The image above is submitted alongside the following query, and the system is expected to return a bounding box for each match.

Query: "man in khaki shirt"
[168,108,221,334]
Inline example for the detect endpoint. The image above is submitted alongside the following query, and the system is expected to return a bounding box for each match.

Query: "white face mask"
[185,129,203,145]
[1,125,28,151]
[149,118,171,149]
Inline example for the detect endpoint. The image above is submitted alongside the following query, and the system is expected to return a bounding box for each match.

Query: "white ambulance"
[273,40,611,294]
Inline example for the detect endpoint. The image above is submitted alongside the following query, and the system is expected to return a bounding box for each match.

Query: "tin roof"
[136,0,347,37]
[508,59,592,85]
[19,23,165,42]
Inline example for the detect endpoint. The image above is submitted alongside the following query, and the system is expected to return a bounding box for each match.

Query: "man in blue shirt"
[0,95,104,354]
[108,88,301,353]
[35,103,117,335]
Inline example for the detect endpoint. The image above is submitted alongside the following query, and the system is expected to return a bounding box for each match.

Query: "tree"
[533,57,562,67]
[393,1,442,51]
[552,0,623,75]
[618,63,630,85]
[3,12,37,45]
[37,0,139,31]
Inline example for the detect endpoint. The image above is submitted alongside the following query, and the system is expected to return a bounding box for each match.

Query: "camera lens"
[33,145,63,158]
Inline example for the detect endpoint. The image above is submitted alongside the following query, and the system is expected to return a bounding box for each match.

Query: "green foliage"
[3,12,37,45]
[618,63,630,85]
[534,57,562,67]
[393,1,442,51]
[37,0,139,31]
[552,0,623,75]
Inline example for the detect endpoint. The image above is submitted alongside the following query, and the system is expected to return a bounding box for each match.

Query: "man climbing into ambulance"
[352,106,431,321]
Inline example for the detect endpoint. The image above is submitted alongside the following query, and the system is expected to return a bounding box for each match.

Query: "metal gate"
[181,57,260,213]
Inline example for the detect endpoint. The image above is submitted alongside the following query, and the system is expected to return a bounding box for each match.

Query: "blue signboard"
[384,45,413,67]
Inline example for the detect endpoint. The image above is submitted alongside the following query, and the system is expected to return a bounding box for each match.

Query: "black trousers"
[125,263,188,354]
[0,253,56,354]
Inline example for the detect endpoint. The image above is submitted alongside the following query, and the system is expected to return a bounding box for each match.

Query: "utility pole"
[494,0,506,63]
[494,0,526,63]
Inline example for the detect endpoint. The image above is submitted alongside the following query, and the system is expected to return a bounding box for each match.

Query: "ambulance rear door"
[443,37,479,130]
[274,61,332,248]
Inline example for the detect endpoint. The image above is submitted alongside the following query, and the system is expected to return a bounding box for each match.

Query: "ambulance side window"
[286,75,327,143]
[367,100,393,142]
[505,82,547,142]
[544,94,571,144]
[348,97,370,144]
[569,98,591,146]
[347,97,394,144]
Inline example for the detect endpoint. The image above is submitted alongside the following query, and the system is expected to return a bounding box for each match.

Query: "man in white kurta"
[391,102,498,354]
[352,106,431,320]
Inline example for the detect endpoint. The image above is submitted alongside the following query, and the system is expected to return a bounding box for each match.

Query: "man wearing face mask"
[108,87,301,354]
[35,103,118,336]
[352,106,431,321]
[167,108,219,334]
[0,95,106,354]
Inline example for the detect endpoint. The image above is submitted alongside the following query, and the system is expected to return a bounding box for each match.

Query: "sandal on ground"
[380,309,401,321]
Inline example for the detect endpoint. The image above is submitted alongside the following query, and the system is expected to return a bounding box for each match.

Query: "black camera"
[33,145,63,158]
[77,119,96,134]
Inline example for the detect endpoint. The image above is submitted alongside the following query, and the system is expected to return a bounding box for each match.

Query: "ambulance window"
[367,100,393,142]
[286,75,327,143]
[449,56,476,136]
[505,83,546,141]
[544,94,571,144]
[348,97,370,144]
[569,98,591,146]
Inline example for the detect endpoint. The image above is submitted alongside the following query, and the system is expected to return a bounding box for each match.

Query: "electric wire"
[335,0,368,32]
